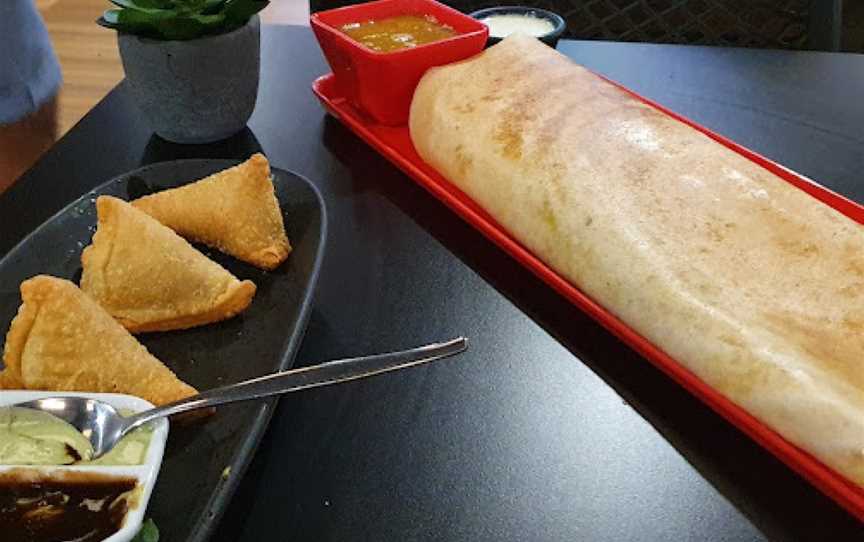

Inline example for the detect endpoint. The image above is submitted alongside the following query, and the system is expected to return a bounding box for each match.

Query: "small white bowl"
[0,391,169,542]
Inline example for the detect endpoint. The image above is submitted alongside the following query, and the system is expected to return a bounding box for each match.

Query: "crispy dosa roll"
[410,35,864,487]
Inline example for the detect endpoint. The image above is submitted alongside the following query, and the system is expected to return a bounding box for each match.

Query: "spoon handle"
[124,337,468,433]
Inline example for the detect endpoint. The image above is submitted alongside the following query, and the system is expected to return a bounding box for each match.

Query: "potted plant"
[98,0,269,144]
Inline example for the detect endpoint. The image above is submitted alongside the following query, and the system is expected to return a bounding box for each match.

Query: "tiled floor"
[39,0,310,135]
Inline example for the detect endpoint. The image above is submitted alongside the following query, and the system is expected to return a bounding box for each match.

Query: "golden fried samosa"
[132,153,291,270]
[0,368,23,389]
[81,196,256,333]
[0,276,196,406]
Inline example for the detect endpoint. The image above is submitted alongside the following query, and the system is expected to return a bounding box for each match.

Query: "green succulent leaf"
[109,0,172,11]
[98,8,164,34]
[223,0,268,26]
[202,0,226,15]
[170,0,208,16]
[166,13,226,39]
[99,8,225,39]
[99,0,259,39]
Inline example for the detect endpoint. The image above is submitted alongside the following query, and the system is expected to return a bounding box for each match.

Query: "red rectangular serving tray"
[313,71,864,521]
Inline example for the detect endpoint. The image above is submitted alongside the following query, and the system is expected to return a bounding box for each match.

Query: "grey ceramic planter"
[118,16,260,144]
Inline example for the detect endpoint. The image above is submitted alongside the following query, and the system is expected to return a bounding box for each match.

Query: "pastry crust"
[411,36,864,487]
[0,370,22,389]
[132,153,291,270]
[0,276,197,405]
[81,196,256,333]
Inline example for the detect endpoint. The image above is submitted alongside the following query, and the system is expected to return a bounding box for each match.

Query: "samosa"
[132,153,291,270]
[81,196,256,333]
[0,275,196,406]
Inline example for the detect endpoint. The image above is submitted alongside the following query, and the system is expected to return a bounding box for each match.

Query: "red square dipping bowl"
[311,0,489,126]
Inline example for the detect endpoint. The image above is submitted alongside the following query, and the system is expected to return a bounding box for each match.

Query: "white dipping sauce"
[481,14,555,38]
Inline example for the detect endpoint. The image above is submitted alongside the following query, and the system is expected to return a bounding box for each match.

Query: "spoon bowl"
[13,396,129,459]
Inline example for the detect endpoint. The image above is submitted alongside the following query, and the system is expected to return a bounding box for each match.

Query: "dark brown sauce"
[0,470,137,542]
[64,444,82,463]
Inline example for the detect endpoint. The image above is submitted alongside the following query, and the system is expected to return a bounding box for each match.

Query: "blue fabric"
[0,0,63,124]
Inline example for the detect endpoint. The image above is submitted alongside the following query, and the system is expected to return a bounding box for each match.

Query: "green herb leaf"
[131,519,159,542]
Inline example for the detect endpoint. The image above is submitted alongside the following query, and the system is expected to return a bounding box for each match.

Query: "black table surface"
[2,25,864,541]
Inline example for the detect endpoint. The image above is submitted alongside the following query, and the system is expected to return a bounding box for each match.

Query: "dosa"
[410,35,864,486]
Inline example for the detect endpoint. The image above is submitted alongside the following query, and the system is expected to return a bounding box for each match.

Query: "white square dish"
[0,390,169,542]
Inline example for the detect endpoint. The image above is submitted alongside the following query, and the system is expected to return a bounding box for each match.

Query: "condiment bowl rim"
[469,5,566,38]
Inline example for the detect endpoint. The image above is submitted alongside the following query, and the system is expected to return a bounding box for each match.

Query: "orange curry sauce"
[340,14,456,52]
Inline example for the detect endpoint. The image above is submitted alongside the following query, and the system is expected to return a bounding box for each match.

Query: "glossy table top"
[2,25,864,541]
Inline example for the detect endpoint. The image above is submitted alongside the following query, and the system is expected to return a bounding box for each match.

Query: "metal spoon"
[11,337,467,459]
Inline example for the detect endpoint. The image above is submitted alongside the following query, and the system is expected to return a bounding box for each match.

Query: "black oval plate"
[0,159,327,542]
